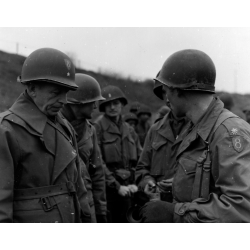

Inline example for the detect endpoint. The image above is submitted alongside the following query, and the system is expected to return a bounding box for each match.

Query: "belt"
[14,181,76,200]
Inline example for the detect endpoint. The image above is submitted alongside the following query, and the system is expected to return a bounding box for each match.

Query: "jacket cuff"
[173,202,191,223]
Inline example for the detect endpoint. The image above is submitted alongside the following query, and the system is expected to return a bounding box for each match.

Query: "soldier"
[123,112,139,129]
[141,49,250,222]
[135,73,190,210]
[94,85,142,222]
[135,105,152,147]
[129,101,141,115]
[0,48,91,222]
[61,73,107,223]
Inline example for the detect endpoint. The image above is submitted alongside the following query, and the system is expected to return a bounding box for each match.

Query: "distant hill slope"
[0,50,250,120]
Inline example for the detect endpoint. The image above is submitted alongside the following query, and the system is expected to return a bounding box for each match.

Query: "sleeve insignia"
[232,136,244,153]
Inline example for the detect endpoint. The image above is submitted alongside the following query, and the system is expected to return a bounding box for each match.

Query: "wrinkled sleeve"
[90,127,107,216]
[135,127,155,191]
[174,125,250,223]
[0,122,20,222]
[93,121,120,191]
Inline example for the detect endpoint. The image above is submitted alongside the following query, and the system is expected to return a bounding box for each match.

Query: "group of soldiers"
[1,47,250,223]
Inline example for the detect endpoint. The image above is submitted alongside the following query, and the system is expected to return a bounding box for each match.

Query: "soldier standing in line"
[0,48,91,222]
[61,73,107,223]
[94,85,142,222]
[135,105,152,147]
[141,49,250,222]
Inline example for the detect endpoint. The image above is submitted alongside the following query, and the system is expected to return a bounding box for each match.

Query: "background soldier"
[123,112,139,129]
[135,105,152,147]
[141,49,250,223]
[0,48,91,222]
[61,73,107,223]
[94,85,142,222]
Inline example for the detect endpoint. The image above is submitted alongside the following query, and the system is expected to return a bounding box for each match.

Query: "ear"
[26,82,37,98]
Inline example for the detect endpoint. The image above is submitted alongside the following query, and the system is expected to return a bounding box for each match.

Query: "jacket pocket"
[102,137,121,164]
[150,140,167,176]
[173,157,197,202]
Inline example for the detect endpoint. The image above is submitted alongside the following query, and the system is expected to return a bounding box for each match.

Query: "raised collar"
[195,96,224,142]
[9,91,48,135]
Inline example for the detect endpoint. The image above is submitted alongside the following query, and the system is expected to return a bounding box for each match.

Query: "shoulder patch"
[232,136,244,153]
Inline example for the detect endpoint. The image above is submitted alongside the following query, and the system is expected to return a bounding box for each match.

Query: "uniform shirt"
[135,112,189,190]
[0,91,91,222]
[173,97,250,222]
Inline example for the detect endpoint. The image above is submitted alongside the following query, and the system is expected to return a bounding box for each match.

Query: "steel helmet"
[154,49,216,94]
[67,73,105,104]
[99,85,128,112]
[18,48,78,90]
[124,112,139,124]
[130,101,141,113]
[137,105,151,117]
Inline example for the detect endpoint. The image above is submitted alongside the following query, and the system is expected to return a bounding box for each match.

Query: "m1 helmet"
[18,48,78,90]
[67,73,105,104]
[154,49,216,93]
[99,85,128,112]
[137,105,151,117]
[124,112,139,124]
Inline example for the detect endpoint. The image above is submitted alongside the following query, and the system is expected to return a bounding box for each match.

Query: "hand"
[144,180,160,201]
[118,185,131,197]
[128,184,138,193]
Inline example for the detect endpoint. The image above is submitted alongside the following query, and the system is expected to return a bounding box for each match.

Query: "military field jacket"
[71,119,107,216]
[94,115,142,190]
[173,97,250,222]
[135,112,190,190]
[0,92,91,223]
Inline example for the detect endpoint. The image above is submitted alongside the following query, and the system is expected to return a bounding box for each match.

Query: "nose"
[93,102,97,109]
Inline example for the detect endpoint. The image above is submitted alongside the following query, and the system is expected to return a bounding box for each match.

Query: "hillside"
[0,50,250,120]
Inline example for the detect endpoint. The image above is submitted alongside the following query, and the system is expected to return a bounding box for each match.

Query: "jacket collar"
[177,97,224,158]
[196,97,224,142]
[9,91,48,135]
[9,91,73,139]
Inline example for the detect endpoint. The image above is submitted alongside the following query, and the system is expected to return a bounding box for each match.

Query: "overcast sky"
[1,19,250,94]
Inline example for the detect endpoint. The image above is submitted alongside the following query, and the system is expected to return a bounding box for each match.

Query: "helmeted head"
[124,112,139,129]
[67,73,105,104]
[130,101,141,114]
[99,85,128,113]
[19,48,77,117]
[64,73,105,120]
[154,49,216,97]
[137,105,151,123]
[18,48,78,90]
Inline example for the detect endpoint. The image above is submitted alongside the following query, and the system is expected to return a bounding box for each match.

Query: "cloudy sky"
[1,3,250,94]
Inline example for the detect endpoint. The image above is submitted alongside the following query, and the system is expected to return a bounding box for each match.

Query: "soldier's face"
[104,99,122,118]
[162,85,185,118]
[31,83,69,117]
[72,101,97,120]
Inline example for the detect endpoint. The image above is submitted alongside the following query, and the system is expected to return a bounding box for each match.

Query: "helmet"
[130,101,141,113]
[137,105,151,117]
[154,49,216,93]
[18,48,78,90]
[67,73,105,104]
[99,85,128,112]
[153,71,164,100]
[124,112,138,124]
